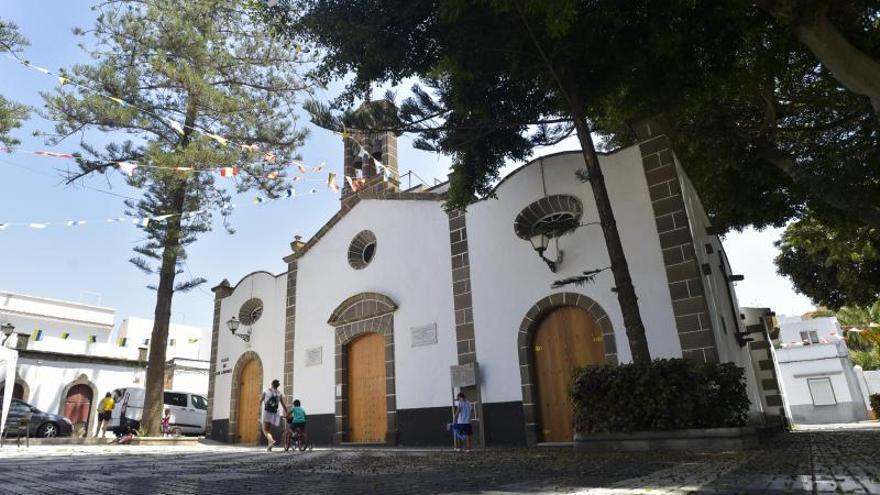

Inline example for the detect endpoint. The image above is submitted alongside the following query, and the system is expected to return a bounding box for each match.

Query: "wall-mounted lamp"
[528,232,563,273]
[226,316,251,343]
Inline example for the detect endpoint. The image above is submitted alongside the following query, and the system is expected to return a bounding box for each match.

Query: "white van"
[110,387,208,435]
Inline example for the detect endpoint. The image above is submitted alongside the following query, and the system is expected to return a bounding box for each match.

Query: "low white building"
[0,291,209,436]
[778,315,842,346]
[774,340,869,424]
[208,113,770,446]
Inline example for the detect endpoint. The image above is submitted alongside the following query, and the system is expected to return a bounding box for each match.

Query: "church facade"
[207,118,768,446]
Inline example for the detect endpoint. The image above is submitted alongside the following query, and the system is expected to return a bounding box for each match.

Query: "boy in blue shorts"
[285,399,308,450]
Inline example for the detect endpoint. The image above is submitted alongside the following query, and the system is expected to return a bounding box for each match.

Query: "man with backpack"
[260,379,287,451]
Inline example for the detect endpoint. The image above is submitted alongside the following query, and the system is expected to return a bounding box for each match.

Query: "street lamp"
[1,322,15,345]
[226,316,250,343]
[528,231,563,273]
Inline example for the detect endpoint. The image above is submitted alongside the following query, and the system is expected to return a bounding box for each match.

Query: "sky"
[0,1,816,331]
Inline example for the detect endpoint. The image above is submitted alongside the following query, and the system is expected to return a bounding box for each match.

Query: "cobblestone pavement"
[0,429,877,494]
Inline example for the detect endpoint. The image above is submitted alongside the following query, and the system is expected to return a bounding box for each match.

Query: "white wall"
[170,366,209,395]
[118,317,210,361]
[678,165,764,418]
[776,342,853,406]
[212,271,287,420]
[16,357,144,416]
[778,317,842,346]
[864,370,880,395]
[466,148,681,404]
[294,199,458,415]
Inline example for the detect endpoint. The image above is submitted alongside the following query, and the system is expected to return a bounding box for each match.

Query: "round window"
[348,230,377,269]
[238,298,264,326]
[514,195,584,240]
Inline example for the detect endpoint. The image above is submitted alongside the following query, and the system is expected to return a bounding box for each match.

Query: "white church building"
[207,116,770,446]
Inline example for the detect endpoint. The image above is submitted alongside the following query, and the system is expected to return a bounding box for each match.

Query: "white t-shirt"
[455,399,472,424]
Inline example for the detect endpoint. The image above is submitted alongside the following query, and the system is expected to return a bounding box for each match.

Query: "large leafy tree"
[775,214,880,309]
[44,0,311,434]
[263,0,757,363]
[0,19,30,147]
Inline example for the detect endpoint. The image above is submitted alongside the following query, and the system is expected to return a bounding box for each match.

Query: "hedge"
[569,358,750,433]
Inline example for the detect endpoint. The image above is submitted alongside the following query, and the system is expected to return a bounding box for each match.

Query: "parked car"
[0,398,73,438]
[109,387,207,435]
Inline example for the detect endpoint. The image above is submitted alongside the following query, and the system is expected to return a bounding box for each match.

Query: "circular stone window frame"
[514,195,584,240]
[238,298,264,326]
[348,230,378,270]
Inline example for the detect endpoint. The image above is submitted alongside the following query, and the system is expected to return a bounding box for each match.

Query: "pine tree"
[0,19,30,147]
[43,0,313,435]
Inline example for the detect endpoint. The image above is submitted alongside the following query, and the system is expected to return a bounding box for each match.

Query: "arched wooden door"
[533,306,605,442]
[348,333,387,443]
[237,359,262,444]
[12,383,23,400]
[63,384,93,427]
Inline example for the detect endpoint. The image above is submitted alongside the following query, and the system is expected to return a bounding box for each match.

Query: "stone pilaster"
[207,279,233,437]
[282,238,305,408]
[634,121,719,362]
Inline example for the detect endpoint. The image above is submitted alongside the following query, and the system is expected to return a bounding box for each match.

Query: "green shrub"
[569,358,750,433]
[871,394,880,417]
[850,349,880,371]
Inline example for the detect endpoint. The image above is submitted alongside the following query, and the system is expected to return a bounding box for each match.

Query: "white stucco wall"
[677,164,764,418]
[778,317,842,346]
[294,199,457,415]
[466,148,681,404]
[16,357,144,416]
[118,317,210,361]
[170,367,209,395]
[865,370,880,396]
[775,341,860,408]
[212,271,287,420]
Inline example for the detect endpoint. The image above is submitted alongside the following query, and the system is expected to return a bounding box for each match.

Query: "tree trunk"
[568,105,651,364]
[140,186,187,436]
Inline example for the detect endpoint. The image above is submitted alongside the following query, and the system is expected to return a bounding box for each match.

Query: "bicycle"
[283,421,311,452]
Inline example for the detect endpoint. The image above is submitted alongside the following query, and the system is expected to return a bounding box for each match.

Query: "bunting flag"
[187,338,199,343]
[327,172,339,192]
[313,161,325,173]
[31,329,43,341]
[34,151,75,159]
[29,223,47,229]
[117,162,138,176]
[57,75,69,85]
[266,171,279,180]
[138,218,150,227]
[219,167,239,177]
[65,220,87,227]
[284,188,295,198]
[358,149,371,160]
[169,339,176,346]
[88,335,97,343]
[117,337,128,347]
[60,332,69,340]
[292,176,302,182]
[346,176,366,192]
[263,152,276,163]
[297,163,306,174]
[309,188,317,194]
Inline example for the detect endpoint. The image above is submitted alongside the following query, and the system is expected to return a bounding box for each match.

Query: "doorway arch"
[59,374,98,437]
[329,292,398,444]
[517,293,618,445]
[229,351,263,444]
[0,375,29,402]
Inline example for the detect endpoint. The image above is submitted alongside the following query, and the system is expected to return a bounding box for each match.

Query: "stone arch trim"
[517,292,617,446]
[1,373,30,403]
[328,292,397,326]
[58,373,98,438]
[228,351,263,444]
[331,292,397,445]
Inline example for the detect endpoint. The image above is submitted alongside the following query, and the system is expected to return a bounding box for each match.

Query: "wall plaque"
[411,323,438,347]
[450,362,479,388]
[305,346,323,366]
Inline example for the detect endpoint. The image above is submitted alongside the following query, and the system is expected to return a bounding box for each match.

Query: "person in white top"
[260,379,288,451]
[452,391,473,452]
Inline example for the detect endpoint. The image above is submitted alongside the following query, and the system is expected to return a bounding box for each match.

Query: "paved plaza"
[0,428,877,494]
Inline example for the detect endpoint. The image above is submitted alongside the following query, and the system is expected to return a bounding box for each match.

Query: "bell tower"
[341,100,400,202]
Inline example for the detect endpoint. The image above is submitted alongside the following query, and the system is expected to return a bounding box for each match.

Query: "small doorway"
[533,306,605,442]
[63,384,93,434]
[237,359,262,443]
[0,382,25,400]
[347,332,387,443]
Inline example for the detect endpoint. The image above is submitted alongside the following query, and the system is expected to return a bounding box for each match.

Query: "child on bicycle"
[284,399,308,450]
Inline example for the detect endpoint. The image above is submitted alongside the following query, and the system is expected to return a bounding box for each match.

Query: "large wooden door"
[63,384,93,426]
[348,333,387,443]
[237,359,262,444]
[534,306,605,442]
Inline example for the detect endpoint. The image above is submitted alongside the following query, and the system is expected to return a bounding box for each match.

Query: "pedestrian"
[95,392,114,438]
[261,379,287,451]
[284,399,308,451]
[161,408,172,437]
[452,391,473,452]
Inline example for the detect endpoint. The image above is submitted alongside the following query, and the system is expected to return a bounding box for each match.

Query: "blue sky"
[0,1,814,330]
